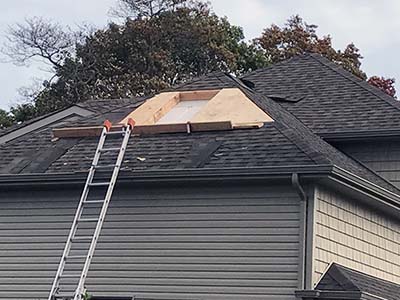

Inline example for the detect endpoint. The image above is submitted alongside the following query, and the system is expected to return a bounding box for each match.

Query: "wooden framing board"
[179,90,219,101]
[120,90,220,126]
[52,121,233,138]
[120,92,180,125]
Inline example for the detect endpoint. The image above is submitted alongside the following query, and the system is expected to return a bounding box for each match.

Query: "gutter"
[330,166,400,212]
[295,290,387,300]
[1,164,400,216]
[0,165,333,188]
[322,129,400,142]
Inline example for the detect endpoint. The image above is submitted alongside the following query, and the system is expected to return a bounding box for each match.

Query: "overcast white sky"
[1,0,399,110]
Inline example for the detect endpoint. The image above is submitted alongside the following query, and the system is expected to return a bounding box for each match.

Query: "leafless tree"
[2,17,77,69]
[110,0,191,18]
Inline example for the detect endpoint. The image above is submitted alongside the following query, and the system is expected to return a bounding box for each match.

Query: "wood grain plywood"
[120,92,180,125]
[191,88,274,126]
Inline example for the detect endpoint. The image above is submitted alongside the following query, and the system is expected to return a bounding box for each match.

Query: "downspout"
[292,173,308,290]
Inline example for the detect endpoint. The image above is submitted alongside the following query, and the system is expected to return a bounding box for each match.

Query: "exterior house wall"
[312,185,400,286]
[335,141,400,188]
[0,183,302,300]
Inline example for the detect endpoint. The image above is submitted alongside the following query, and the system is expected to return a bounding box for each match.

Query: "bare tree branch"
[110,0,192,19]
[2,17,76,69]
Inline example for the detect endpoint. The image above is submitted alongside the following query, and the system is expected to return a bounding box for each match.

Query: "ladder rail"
[74,124,132,299]
[48,118,134,300]
[48,126,108,300]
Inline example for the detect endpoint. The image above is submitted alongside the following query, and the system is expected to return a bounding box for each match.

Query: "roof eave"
[295,289,386,300]
[0,165,334,188]
[322,129,400,142]
[319,166,400,219]
[2,165,400,216]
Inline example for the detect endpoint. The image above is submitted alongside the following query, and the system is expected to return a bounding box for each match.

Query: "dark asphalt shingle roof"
[0,71,397,194]
[242,53,400,136]
[316,263,400,300]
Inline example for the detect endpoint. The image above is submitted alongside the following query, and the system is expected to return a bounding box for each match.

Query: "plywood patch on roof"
[120,88,273,130]
[191,88,273,127]
[121,92,180,125]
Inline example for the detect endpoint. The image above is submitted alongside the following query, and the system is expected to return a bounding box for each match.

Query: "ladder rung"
[60,273,82,278]
[93,164,118,169]
[99,147,121,152]
[88,182,110,186]
[83,200,104,204]
[66,255,87,260]
[71,236,93,241]
[54,295,74,300]
[106,130,126,135]
[78,218,99,222]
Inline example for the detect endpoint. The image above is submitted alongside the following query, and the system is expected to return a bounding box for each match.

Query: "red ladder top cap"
[103,120,112,131]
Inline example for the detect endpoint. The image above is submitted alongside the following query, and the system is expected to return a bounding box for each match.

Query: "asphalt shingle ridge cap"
[309,53,400,113]
[272,122,330,165]
[169,70,229,90]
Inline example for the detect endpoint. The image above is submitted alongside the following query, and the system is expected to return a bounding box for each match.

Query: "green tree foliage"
[255,15,397,97]
[0,109,14,129]
[1,5,396,128]
[255,15,367,79]
[3,1,267,120]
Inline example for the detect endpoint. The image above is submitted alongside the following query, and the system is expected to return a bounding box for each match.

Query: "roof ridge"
[238,88,335,165]
[328,263,360,291]
[335,263,400,289]
[273,122,331,165]
[212,75,330,165]
[171,71,228,90]
[309,53,400,113]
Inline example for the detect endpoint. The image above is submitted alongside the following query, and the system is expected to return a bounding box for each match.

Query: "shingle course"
[0,65,398,195]
[316,263,400,300]
[242,53,400,135]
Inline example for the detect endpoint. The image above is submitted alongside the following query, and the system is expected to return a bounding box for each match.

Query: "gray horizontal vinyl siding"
[0,184,301,300]
[313,185,400,285]
[336,141,400,188]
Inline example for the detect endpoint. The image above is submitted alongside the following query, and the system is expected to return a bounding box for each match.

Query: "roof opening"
[120,88,274,134]
[156,99,209,124]
[52,88,274,138]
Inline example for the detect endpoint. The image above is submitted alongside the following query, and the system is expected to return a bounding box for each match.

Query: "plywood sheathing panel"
[120,92,180,125]
[191,88,274,127]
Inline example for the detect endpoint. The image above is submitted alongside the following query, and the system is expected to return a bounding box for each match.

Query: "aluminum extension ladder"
[48,118,135,300]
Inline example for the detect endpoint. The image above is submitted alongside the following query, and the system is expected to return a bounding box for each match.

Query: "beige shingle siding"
[337,141,400,189]
[313,185,400,285]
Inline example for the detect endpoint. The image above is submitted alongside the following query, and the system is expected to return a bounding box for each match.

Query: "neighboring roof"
[296,263,400,300]
[0,106,94,145]
[242,53,400,139]
[0,98,132,142]
[0,72,398,197]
